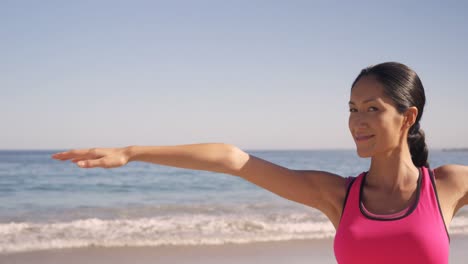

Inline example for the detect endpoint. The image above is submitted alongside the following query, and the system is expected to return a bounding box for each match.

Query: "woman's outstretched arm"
[52,143,346,223]
[52,143,235,172]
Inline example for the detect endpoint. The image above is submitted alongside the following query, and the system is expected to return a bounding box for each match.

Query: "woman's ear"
[404,106,419,127]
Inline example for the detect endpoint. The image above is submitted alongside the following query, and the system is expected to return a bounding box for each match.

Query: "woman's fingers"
[52,147,127,169]
[71,158,88,163]
[77,158,107,168]
[52,148,104,161]
[51,149,84,160]
[77,160,92,168]
[77,156,123,169]
[51,152,69,160]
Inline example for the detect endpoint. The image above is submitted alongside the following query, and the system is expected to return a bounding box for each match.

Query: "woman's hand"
[51,147,131,168]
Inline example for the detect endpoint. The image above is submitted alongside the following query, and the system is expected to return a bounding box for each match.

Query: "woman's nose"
[350,113,369,129]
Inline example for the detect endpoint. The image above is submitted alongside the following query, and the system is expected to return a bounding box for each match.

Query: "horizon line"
[0,147,466,152]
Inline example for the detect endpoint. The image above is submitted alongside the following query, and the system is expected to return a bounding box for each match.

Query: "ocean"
[1,149,467,254]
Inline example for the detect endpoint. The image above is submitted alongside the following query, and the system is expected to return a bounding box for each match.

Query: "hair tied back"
[411,122,421,135]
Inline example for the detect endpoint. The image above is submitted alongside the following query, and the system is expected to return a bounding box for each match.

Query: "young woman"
[52,62,468,263]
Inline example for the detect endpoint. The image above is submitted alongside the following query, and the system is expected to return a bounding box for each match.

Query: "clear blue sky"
[1,0,467,150]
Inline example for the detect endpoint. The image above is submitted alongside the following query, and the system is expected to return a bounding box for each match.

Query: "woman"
[52,62,468,263]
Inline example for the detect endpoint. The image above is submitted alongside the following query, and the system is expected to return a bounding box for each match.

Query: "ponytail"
[408,125,429,168]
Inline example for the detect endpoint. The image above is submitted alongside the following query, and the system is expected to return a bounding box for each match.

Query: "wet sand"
[2,235,467,264]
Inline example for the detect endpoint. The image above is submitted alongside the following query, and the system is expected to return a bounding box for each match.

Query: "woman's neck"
[367,146,420,194]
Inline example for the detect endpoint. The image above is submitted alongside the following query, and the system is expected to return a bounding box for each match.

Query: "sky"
[1,0,467,150]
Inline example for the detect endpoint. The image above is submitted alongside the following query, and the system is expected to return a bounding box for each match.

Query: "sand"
[2,235,467,264]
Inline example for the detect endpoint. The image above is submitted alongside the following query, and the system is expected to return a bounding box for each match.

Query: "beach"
[1,150,468,263]
[0,239,335,264]
[2,235,468,264]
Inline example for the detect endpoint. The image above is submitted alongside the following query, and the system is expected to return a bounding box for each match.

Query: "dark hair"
[351,62,429,168]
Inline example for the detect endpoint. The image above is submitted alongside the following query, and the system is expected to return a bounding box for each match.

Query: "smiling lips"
[355,135,375,142]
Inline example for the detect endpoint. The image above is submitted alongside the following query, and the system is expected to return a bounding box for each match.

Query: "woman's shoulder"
[433,164,468,182]
[344,173,364,189]
[430,164,468,226]
[433,164,468,208]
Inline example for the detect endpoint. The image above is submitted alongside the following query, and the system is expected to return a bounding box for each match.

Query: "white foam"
[0,213,335,254]
[450,216,468,234]
[2,214,467,254]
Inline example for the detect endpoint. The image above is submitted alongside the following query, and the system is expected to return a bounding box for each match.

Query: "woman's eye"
[349,108,357,113]
[368,107,378,111]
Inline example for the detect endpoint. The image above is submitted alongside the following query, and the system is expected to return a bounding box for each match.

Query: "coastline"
[2,235,468,264]
[1,239,335,264]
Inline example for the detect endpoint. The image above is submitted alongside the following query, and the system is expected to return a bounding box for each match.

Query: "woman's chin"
[356,148,372,158]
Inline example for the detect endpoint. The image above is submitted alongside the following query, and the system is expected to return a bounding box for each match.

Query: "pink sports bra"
[334,167,450,264]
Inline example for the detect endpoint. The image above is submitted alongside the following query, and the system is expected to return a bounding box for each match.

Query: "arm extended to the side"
[51,143,347,226]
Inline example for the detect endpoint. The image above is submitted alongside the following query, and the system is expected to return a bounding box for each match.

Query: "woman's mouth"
[355,135,375,142]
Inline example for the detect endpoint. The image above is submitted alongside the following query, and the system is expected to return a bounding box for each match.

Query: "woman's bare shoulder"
[434,164,468,182]
[433,164,468,207]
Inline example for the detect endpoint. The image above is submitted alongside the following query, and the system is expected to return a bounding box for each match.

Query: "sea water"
[1,149,467,253]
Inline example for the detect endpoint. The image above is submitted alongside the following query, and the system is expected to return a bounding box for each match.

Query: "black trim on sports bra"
[359,168,422,221]
[338,176,357,224]
[428,169,451,243]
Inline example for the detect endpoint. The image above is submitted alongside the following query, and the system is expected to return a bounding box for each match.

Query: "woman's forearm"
[125,143,236,173]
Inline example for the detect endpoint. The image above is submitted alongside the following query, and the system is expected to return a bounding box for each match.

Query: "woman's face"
[348,76,407,158]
